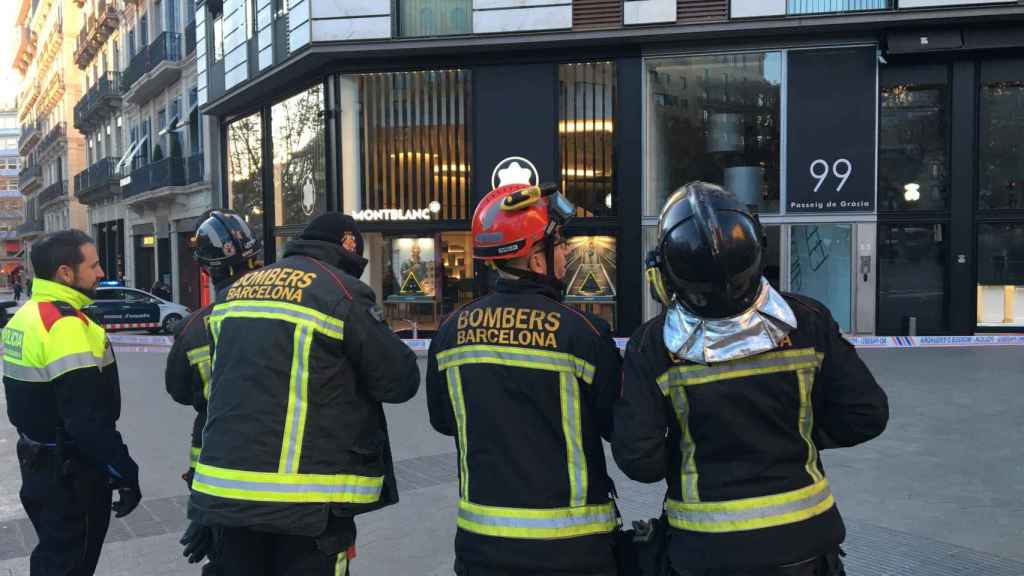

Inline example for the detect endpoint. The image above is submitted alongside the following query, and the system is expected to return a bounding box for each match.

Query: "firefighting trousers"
[17,440,113,576]
[672,552,846,576]
[215,515,355,576]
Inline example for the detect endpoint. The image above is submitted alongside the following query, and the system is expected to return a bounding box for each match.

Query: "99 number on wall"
[810,158,852,193]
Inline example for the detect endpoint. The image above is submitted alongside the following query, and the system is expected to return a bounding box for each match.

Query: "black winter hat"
[298,213,365,257]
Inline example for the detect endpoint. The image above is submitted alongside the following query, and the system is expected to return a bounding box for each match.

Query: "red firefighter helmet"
[472,183,576,262]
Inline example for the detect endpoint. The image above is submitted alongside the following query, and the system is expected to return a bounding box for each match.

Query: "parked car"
[86,286,190,334]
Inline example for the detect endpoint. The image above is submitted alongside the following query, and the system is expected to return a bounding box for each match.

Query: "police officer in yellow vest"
[165,210,261,572]
[427,182,623,575]
[189,213,420,575]
[3,230,142,576]
[613,182,889,576]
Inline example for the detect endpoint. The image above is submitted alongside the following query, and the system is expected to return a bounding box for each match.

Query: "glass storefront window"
[977,223,1024,326]
[347,70,471,220]
[399,0,471,38]
[560,62,616,217]
[564,235,617,328]
[647,52,782,216]
[271,84,326,228]
[878,223,948,335]
[879,75,949,212]
[226,112,264,243]
[790,224,852,333]
[979,80,1024,211]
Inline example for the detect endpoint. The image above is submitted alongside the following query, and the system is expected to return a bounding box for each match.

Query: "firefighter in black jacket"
[613,182,889,576]
[2,230,141,575]
[427,182,623,575]
[165,210,260,572]
[188,213,420,576]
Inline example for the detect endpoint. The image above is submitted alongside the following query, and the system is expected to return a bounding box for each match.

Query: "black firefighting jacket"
[613,294,889,571]
[426,278,622,574]
[165,291,220,476]
[188,239,420,537]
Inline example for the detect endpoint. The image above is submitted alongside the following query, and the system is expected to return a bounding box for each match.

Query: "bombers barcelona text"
[226,267,318,303]
[456,307,561,349]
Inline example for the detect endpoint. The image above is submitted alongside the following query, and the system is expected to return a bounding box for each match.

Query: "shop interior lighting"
[558,120,614,134]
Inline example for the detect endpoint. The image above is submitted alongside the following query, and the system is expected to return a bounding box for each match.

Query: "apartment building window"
[787,0,889,14]
[189,86,201,155]
[141,14,149,46]
[129,29,136,57]
[169,97,182,157]
[399,0,471,38]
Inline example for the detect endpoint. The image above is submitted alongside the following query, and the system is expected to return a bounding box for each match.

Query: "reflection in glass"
[272,84,325,228]
[226,113,264,243]
[560,62,615,218]
[564,235,617,329]
[977,223,1024,326]
[399,0,471,37]
[790,224,852,333]
[647,52,782,216]
[787,0,889,15]
[388,237,437,301]
[877,223,948,335]
[879,80,949,211]
[356,70,471,219]
[979,80,1024,210]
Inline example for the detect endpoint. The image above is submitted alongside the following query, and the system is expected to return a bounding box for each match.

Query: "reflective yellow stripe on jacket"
[186,345,212,400]
[666,479,835,533]
[194,300,371,505]
[658,348,831,532]
[437,345,614,539]
[192,462,383,504]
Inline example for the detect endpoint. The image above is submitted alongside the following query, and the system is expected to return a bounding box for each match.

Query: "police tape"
[99,334,1024,353]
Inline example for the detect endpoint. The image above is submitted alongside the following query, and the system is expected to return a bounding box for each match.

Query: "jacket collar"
[31,278,93,309]
[283,238,368,278]
[495,277,561,301]
[663,279,797,365]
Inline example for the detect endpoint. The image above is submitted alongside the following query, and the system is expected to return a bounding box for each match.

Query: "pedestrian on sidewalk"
[12,274,22,301]
[189,213,420,576]
[426,181,623,575]
[613,182,889,576]
[2,230,142,576]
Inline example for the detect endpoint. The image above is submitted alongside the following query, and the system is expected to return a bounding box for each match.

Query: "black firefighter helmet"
[190,210,260,281]
[647,181,765,319]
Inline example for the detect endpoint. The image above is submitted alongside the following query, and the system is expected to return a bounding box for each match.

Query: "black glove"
[112,484,142,518]
[180,521,215,564]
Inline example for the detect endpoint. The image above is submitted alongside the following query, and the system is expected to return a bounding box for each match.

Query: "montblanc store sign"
[352,201,441,222]
[786,47,876,213]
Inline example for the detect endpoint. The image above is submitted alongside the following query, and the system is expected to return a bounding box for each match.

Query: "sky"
[0,6,20,111]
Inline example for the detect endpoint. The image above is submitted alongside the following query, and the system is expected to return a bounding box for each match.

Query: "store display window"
[563,235,617,328]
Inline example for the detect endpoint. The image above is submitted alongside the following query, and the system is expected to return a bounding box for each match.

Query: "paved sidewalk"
[0,348,1021,575]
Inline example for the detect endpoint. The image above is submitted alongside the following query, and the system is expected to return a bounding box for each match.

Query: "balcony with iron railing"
[786,0,891,15]
[74,157,121,204]
[19,163,42,193]
[18,120,41,154]
[125,156,187,198]
[123,32,184,106]
[74,0,121,69]
[37,122,67,157]
[17,216,44,237]
[37,180,67,208]
[186,153,204,185]
[74,72,123,132]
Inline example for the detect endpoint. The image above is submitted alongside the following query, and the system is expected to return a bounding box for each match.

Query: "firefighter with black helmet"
[165,210,261,572]
[189,212,420,575]
[426,179,623,575]
[612,182,889,576]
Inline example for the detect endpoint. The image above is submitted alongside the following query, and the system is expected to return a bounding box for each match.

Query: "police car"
[85,281,190,333]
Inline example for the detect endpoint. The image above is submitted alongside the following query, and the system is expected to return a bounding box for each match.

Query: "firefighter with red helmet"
[426,181,623,575]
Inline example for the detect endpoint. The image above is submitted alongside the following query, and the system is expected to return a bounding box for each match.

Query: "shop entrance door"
[879,57,1024,334]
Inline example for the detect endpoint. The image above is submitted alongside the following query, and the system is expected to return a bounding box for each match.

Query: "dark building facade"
[196,0,1024,337]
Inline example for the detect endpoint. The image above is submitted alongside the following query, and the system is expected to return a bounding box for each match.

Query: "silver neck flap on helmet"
[663,279,797,365]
